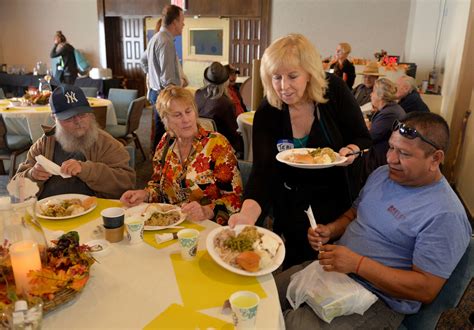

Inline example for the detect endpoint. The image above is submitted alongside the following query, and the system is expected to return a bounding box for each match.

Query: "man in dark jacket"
[396,75,430,113]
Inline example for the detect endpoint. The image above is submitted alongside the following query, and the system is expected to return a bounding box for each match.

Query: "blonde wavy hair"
[260,34,328,109]
[156,86,198,130]
[338,42,352,55]
[373,78,398,103]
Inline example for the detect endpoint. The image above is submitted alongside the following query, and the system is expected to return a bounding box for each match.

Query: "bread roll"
[82,196,97,210]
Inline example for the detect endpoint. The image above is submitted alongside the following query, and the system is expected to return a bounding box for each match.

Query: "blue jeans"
[149,89,165,153]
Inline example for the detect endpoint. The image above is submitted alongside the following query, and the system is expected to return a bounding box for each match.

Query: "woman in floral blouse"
[120,86,243,225]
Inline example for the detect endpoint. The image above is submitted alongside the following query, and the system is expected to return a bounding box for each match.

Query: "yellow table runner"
[143,221,205,250]
[171,250,266,310]
[38,198,122,232]
[143,303,232,329]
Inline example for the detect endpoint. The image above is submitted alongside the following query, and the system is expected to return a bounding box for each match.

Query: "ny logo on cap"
[64,91,78,104]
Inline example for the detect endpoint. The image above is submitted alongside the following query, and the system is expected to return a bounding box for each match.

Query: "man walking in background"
[144,4,185,152]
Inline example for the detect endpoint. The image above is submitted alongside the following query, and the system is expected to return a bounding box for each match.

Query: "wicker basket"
[42,288,82,313]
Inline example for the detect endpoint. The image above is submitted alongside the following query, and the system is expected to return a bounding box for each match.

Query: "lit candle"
[10,240,42,295]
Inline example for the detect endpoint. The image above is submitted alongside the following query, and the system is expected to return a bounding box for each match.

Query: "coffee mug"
[101,207,125,229]
[104,225,124,243]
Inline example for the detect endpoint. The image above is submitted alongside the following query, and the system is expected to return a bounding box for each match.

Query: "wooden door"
[121,17,146,96]
[104,16,145,96]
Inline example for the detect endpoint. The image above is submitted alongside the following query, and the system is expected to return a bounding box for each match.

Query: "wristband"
[355,256,365,275]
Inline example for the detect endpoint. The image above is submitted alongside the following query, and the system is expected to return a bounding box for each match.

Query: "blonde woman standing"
[229,34,371,268]
[329,42,356,89]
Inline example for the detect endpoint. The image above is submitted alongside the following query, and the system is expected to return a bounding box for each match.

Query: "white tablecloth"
[41,217,284,329]
[0,98,117,142]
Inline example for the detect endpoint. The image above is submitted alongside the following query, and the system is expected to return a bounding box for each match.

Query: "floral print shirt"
[145,126,243,225]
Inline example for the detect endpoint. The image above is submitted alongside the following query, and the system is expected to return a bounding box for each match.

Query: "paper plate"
[124,203,186,231]
[206,225,285,277]
[36,194,97,220]
[276,148,347,169]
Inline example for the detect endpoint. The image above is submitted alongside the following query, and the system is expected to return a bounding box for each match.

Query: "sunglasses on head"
[392,120,441,150]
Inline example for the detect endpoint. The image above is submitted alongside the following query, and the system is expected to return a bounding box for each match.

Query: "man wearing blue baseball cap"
[14,85,135,199]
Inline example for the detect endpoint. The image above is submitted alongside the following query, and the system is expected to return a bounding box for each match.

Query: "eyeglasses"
[392,120,441,150]
[61,113,89,123]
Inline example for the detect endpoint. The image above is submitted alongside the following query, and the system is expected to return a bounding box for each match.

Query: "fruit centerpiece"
[22,91,51,106]
[0,232,94,313]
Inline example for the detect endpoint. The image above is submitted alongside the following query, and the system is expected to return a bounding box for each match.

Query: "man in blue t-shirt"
[276,112,472,329]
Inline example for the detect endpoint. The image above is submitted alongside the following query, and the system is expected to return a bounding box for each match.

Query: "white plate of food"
[36,194,97,220]
[124,203,186,231]
[206,225,285,277]
[276,147,347,169]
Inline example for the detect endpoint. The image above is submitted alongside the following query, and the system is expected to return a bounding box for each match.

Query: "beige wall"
[457,88,474,215]
[271,0,411,60]
[0,0,100,72]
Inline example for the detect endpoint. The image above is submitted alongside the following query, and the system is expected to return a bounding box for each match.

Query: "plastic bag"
[74,49,91,73]
[286,260,378,323]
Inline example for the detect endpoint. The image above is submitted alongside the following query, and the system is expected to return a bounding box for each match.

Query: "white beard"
[55,118,99,153]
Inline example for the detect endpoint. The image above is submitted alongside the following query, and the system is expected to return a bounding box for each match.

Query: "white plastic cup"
[124,216,145,244]
[177,229,199,260]
[421,80,428,93]
[229,291,260,329]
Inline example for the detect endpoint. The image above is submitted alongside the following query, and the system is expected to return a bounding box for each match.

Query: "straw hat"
[357,62,385,76]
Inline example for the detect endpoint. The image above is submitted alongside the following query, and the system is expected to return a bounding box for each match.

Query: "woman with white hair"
[195,62,243,156]
[229,34,371,268]
[121,86,242,225]
[364,78,405,179]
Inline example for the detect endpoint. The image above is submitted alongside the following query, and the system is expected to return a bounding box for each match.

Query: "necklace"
[293,135,309,148]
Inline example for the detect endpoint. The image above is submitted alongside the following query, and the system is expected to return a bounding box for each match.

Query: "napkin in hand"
[35,155,71,178]
[360,102,373,114]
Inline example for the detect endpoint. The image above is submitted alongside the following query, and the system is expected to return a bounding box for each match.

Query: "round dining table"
[38,198,285,329]
[0,98,116,142]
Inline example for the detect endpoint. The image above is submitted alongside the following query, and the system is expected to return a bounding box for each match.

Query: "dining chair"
[197,117,217,131]
[106,96,147,160]
[92,106,108,129]
[80,87,98,98]
[237,159,252,189]
[239,77,252,111]
[399,237,474,330]
[124,145,135,169]
[107,88,138,125]
[0,115,32,178]
[237,114,252,161]
[0,88,5,99]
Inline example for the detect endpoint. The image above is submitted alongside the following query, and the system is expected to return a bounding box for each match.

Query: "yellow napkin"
[143,221,205,250]
[144,303,232,329]
[33,105,50,112]
[171,250,266,310]
[38,198,122,232]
